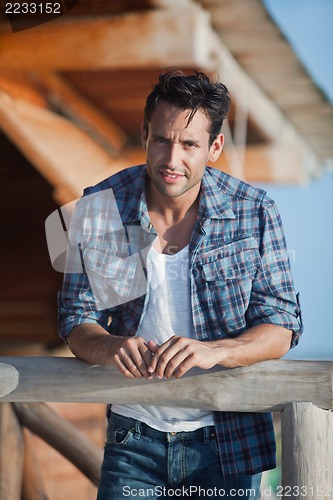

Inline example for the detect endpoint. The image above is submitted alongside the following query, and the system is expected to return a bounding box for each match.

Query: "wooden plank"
[0,91,122,201]
[281,402,333,497]
[0,69,48,107]
[0,403,24,500]
[1,358,332,412]
[36,71,127,152]
[13,402,103,486]
[0,7,215,70]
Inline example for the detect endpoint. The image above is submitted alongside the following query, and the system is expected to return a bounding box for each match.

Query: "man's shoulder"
[83,165,145,196]
[206,167,273,206]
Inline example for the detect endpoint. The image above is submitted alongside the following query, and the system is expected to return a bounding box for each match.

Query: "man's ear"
[208,133,224,163]
[141,122,148,149]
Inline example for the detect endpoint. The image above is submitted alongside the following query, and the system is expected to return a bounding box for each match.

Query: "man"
[59,70,302,499]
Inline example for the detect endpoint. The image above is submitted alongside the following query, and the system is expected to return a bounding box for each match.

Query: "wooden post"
[0,403,24,500]
[21,428,48,500]
[281,402,333,499]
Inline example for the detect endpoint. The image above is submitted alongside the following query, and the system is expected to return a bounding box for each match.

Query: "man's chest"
[149,212,197,255]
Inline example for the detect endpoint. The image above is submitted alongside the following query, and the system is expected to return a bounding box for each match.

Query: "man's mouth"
[160,171,185,182]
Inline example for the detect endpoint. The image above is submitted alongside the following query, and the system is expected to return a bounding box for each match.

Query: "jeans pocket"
[106,424,134,445]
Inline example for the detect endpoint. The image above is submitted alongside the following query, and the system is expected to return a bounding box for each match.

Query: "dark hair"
[143,69,231,145]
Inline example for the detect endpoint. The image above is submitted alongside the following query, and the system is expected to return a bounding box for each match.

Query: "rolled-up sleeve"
[58,268,110,342]
[246,199,303,348]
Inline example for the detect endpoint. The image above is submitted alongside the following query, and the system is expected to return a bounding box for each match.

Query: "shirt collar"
[120,165,235,225]
[197,168,236,220]
[120,166,150,228]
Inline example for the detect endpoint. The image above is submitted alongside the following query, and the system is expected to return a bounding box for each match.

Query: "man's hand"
[146,324,292,379]
[68,324,160,379]
[146,336,219,379]
[68,324,292,380]
[111,336,159,379]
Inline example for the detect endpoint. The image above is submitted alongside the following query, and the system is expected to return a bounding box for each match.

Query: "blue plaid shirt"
[59,165,302,476]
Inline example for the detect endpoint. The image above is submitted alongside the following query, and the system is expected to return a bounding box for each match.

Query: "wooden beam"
[13,402,103,486]
[0,69,48,107]
[198,0,333,161]
[0,6,216,71]
[36,71,127,152]
[206,30,320,181]
[151,0,192,7]
[0,91,128,203]
[0,403,24,500]
[1,357,332,413]
[0,3,320,180]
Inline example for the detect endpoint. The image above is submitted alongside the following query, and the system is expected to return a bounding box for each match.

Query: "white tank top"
[112,244,214,432]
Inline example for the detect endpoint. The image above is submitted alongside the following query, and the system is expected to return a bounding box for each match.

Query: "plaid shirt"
[59,165,302,477]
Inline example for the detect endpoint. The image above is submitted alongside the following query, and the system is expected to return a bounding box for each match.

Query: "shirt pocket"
[197,237,261,333]
[83,248,146,309]
[201,236,261,282]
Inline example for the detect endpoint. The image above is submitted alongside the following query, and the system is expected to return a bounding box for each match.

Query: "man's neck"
[146,181,200,224]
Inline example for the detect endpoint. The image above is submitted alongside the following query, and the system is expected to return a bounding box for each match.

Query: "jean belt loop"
[133,419,142,440]
[203,426,210,445]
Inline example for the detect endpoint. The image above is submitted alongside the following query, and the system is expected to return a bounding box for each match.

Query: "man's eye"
[154,137,167,144]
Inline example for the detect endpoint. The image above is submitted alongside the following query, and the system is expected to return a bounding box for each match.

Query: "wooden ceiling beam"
[0,91,129,204]
[0,70,48,108]
[198,0,333,164]
[35,71,127,153]
[204,30,319,181]
[0,5,216,71]
[0,0,321,182]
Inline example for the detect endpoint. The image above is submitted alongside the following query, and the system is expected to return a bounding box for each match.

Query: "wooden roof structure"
[1,0,332,208]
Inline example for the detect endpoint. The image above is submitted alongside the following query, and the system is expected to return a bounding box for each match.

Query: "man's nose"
[165,144,182,170]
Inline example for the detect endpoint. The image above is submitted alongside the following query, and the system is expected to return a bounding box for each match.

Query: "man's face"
[142,101,223,200]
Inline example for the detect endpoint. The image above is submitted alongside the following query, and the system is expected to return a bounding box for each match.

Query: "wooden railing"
[0,357,332,499]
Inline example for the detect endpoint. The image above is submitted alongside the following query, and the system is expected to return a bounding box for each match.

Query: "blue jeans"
[97,412,262,499]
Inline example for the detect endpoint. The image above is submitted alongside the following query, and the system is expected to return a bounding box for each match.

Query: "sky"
[259,0,333,360]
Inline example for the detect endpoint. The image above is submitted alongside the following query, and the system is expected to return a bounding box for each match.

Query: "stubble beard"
[146,163,202,199]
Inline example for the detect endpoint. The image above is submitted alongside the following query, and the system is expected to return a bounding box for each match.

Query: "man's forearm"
[211,323,292,368]
[147,323,292,379]
[68,323,123,365]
